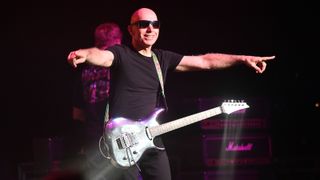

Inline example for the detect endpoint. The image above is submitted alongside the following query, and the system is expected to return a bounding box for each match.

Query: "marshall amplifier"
[202,134,272,167]
[177,169,262,180]
[200,117,267,130]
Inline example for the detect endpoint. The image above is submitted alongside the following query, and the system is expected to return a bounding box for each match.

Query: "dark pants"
[84,148,171,180]
[139,148,171,180]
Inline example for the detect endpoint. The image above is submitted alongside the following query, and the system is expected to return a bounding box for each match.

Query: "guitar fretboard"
[149,106,222,137]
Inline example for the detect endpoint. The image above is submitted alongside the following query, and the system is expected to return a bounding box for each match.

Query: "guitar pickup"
[116,138,124,149]
[116,133,137,150]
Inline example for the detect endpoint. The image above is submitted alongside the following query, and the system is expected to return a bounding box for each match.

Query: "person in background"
[67,22,122,179]
[67,8,275,180]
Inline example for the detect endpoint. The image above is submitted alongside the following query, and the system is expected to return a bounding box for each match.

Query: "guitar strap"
[152,51,168,111]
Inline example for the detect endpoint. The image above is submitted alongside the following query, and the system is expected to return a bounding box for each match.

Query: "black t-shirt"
[72,64,110,123]
[108,45,183,120]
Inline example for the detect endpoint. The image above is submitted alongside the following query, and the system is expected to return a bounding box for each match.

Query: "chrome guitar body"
[104,109,164,168]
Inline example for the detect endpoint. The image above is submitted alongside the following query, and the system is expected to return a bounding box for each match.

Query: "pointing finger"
[261,56,275,61]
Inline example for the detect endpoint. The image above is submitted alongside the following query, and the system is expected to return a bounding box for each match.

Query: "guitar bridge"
[116,133,137,150]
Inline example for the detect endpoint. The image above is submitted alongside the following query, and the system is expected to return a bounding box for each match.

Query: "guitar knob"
[133,151,137,154]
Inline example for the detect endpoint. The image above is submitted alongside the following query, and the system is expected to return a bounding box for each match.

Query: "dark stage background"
[3,0,319,179]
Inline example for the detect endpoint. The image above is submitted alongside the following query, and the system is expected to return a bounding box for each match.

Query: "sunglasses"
[131,20,160,29]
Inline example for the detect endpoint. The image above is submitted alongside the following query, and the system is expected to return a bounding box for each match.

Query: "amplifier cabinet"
[200,117,267,130]
[177,169,262,180]
[202,134,272,167]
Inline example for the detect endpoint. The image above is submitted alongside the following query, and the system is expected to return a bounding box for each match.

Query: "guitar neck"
[149,106,222,137]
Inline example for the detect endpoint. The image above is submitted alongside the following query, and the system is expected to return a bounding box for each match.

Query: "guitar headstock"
[221,100,250,114]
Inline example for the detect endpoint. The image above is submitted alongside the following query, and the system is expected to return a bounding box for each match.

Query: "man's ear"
[127,25,133,36]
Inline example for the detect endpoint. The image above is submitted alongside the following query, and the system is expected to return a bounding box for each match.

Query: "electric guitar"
[102,100,249,168]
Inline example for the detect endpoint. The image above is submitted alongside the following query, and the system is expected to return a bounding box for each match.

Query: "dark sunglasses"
[131,20,160,29]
